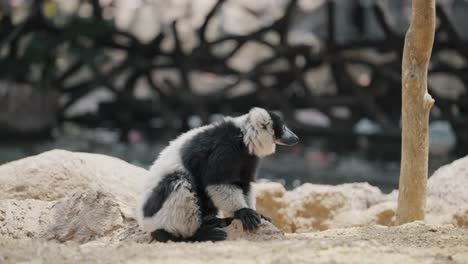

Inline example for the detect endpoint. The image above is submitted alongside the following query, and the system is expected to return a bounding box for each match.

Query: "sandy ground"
[1,222,467,264]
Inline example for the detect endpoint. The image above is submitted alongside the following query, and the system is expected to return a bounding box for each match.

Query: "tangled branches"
[0,0,467,150]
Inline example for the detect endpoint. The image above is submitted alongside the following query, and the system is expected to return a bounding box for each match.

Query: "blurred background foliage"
[1,0,467,191]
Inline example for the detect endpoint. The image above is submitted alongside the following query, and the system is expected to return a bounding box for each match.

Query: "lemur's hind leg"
[187,216,232,242]
[189,225,227,242]
[151,226,227,243]
[151,229,184,242]
[150,218,231,243]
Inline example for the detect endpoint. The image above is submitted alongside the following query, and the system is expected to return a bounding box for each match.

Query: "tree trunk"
[396,0,435,224]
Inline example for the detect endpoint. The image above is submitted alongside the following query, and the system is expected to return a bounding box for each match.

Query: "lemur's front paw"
[260,214,272,222]
[234,208,261,231]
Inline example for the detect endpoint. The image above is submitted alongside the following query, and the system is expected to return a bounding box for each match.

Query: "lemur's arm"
[203,145,261,230]
[206,184,260,230]
[245,184,256,209]
[205,183,255,214]
[206,184,248,215]
[244,184,271,222]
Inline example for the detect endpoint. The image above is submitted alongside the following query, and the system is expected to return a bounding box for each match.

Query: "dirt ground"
[1,222,467,264]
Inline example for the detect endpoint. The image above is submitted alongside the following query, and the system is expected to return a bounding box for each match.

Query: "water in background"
[0,122,458,193]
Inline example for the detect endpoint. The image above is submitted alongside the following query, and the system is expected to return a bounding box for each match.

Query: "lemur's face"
[244,108,299,157]
[266,111,299,146]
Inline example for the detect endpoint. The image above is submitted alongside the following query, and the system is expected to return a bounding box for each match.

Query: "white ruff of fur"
[233,108,276,157]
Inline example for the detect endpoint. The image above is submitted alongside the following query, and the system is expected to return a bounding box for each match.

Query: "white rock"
[426,155,468,225]
[0,149,147,218]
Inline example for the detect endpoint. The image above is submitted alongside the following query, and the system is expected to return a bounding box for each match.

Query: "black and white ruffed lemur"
[136,107,299,242]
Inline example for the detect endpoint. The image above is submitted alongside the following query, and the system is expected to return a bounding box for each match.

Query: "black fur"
[202,215,234,228]
[151,217,232,243]
[181,120,259,217]
[234,208,261,231]
[190,226,227,242]
[267,111,285,139]
[143,172,189,217]
[151,229,182,242]
[195,186,219,218]
[151,227,227,242]
[260,214,272,222]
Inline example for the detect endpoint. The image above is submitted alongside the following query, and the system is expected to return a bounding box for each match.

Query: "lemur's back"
[147,124,213,183]
[180,120,246,183]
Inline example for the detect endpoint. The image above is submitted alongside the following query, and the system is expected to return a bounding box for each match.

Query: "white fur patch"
[137,179,201,238]
[206,184,248,216]
[234,107,276,157]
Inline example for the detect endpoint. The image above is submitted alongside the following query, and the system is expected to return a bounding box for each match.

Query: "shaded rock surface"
[45,190,126,243]
[0,149,146,218]
[0,190,147,244]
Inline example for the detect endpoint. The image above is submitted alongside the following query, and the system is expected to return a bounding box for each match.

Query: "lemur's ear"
[249,107,262,114]
[248,107,269,128]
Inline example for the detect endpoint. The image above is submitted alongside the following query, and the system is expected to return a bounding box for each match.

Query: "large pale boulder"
[0,150,149,243]
[0,149,147,218]
[426,155,468,225]
[0,190,145,244]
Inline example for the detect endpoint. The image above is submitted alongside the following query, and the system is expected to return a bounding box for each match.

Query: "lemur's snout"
[276,126,299,146]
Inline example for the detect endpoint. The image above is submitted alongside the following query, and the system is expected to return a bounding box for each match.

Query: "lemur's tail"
[143,172,187,218]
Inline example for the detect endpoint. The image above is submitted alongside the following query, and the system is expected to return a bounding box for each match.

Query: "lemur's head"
[240,107,299,157]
